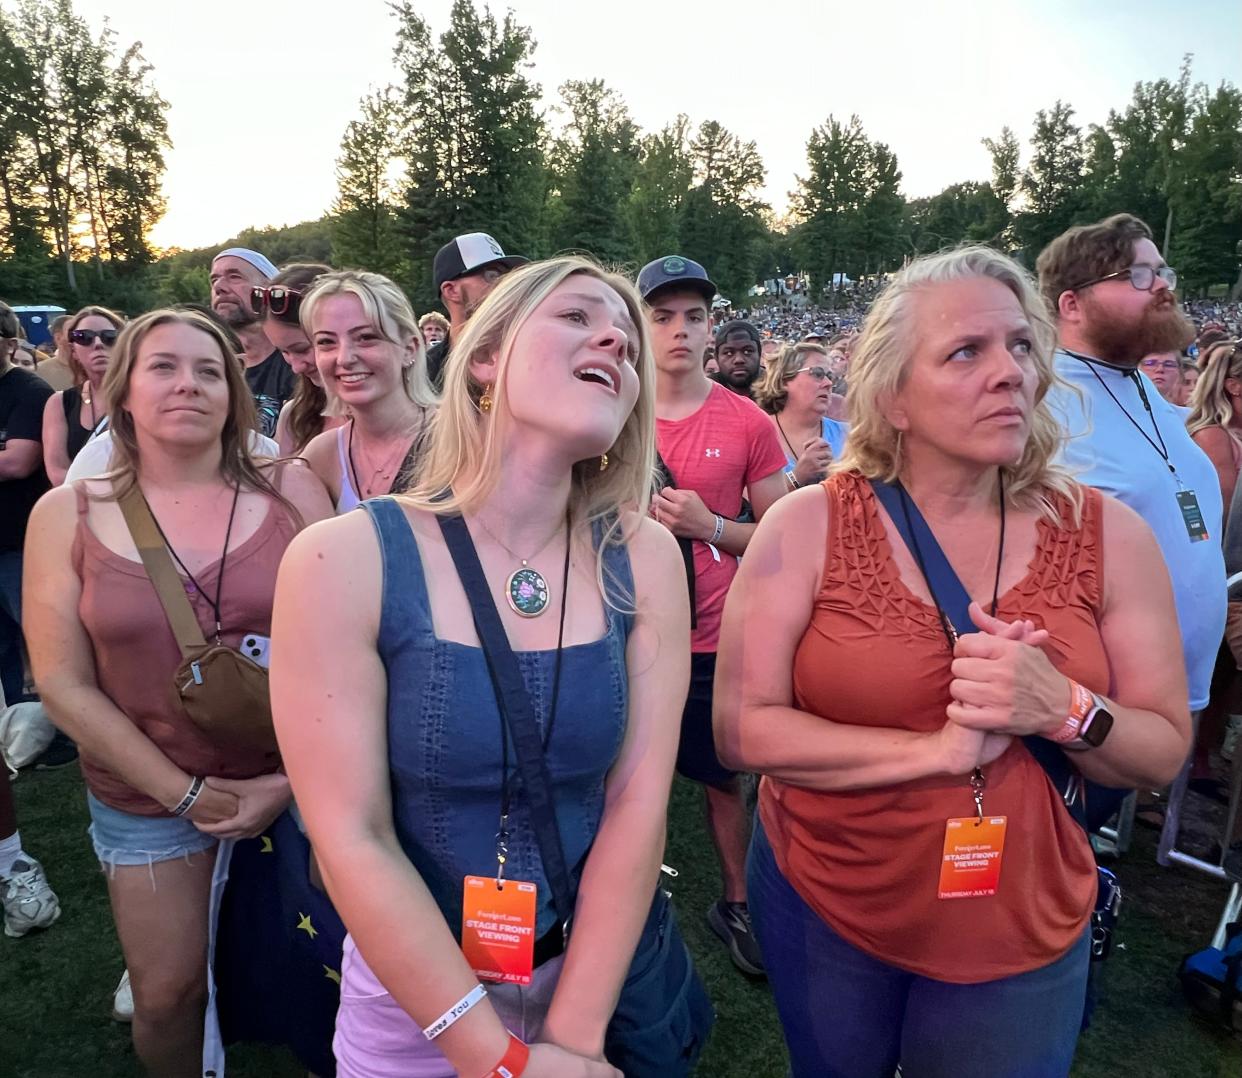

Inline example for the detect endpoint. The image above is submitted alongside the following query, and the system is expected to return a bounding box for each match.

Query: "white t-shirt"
[63,428,280,483]
[1047,348,1225,710]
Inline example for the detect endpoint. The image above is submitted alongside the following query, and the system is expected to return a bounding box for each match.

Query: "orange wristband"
[483,1033,529,1078]
[1049,679,1095,744]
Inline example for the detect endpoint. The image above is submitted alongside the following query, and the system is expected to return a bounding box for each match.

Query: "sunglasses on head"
[250,285,304,322]
[69,328,118,347]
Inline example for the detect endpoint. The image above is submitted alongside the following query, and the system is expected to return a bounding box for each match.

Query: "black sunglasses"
[69,328,118,347]
[250,285,304,322]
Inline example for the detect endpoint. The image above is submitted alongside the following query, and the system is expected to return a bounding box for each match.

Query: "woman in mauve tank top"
[715,247,1190,1078]
[271,256,697,1078]
[23,308,333,1075]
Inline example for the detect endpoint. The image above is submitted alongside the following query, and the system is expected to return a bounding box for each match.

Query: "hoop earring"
[479,384,493,413]
[599,453,609,472]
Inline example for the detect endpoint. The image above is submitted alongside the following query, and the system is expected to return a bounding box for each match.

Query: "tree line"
[1,0,1239,318]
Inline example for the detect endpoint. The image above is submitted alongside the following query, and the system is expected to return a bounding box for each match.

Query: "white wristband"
[423,983,487,1041]
[708,514,725,545]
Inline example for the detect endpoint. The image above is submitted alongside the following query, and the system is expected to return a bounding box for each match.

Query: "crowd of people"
[0,213,1239,1078]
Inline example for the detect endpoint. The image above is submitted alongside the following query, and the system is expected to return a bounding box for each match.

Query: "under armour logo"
[705,448,720,458]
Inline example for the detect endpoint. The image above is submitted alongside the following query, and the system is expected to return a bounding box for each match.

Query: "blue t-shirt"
[1046,349,1224,710]
[782,417,850,467]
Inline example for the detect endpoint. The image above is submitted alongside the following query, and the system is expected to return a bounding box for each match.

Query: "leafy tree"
[332,86,405,278]
[391,0,545,311]
[547,79,638,263]
[1016,100,1084,257]
[679,120,768,301]
[624,116,693,266]
[981,125,1020,247]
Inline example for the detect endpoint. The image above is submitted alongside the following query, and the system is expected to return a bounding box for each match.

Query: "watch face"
[1082,707,1114,747]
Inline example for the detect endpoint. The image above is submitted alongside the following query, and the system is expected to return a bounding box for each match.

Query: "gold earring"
[479,384,493,413]
[599,453,609,472]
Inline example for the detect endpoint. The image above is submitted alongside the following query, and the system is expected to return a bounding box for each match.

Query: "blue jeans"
[747,820,1089,1078]
[0,551,25,706]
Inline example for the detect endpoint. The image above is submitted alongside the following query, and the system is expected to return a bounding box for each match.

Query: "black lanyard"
[142,483,241,642]
[896,472,1006,651]
[493,536,571,881]
[1063,349,1176,479]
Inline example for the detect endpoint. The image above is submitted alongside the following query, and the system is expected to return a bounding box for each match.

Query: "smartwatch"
[1067,692,1114,751]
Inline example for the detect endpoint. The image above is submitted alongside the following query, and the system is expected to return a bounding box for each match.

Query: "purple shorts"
[334,933,565,1078]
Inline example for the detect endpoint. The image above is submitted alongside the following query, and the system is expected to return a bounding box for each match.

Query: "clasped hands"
[186,771,292,839]
[936,602,1070,776]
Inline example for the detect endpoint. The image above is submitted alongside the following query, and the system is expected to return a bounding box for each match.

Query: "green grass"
[2,769,1240,1077]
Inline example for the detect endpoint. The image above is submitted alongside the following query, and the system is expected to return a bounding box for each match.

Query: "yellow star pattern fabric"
[297,912,318,940]
[260,836,274,853]
[323,966,342,985]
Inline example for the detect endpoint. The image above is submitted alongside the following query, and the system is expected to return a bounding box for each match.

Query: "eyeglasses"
[250,285,304,321]
[1071,264,1178,293]
[1140,358,1181,372]
[794,366,831,381]
[69,328,118,347]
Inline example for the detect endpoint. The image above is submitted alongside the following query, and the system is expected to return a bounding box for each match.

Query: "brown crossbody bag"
[117,484,278,756]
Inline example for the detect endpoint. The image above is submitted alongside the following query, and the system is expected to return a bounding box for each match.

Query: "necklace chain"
[472,512,565,566]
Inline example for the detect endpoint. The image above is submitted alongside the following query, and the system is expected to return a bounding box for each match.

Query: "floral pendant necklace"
[473,510,569,617]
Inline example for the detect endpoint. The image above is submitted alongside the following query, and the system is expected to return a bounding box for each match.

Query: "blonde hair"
[1187,340,1242,437]
[834,245,1080,524]
[100,309,291,514]
[755,341,828,414]
[66,305,125,386]
[405,256,656,595]
[419,311,449,334]
[299,270,436,410]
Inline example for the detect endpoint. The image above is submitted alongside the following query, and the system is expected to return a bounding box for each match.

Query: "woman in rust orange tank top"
[22,309,332,1075]
[714,247,1191,1078]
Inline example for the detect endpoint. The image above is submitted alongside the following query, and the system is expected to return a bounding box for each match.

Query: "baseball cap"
[433,233,528,291]
[637,255,717,303]
[213,247,278,280]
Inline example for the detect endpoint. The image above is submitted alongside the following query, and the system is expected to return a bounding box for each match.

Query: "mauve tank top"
[72,483,299,815]
[759,471,1102,983]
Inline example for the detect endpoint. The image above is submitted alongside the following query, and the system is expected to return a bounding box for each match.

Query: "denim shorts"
[86,790,217,869]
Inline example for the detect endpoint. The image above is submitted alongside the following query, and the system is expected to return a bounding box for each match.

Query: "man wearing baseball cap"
[639,254,787,977]
[209,247,295,438]
[425,232,528,391]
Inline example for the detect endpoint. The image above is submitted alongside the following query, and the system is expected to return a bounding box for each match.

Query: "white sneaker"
[111,968,133,1022]
[2,856,61,937]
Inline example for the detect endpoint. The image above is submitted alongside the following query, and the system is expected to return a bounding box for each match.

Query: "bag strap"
[436,512,576,933]
[869,478,1090,832]
[116,484,208,655]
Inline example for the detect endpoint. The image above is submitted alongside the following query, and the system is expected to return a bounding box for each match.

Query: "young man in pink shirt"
[639,256,788,976]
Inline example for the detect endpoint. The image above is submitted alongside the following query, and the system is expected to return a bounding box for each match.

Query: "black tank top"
[62,386,97,461]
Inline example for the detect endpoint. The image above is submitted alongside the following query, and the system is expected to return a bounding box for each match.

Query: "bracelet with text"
[170,776,204,817]
[423,983,487,1041]
[1048,680,1095,744]
[708,513,725,545]
[784,469,800,491]
[483,1033,530,1078]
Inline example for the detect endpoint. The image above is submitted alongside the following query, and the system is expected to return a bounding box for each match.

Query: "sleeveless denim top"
[361,497,633,938]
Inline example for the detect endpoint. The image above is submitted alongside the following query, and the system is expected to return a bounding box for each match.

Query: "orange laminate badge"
[461,875,538,985]
[937,816,1007,899]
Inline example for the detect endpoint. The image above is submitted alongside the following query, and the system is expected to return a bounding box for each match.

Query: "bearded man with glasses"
[1039,213,1223,732]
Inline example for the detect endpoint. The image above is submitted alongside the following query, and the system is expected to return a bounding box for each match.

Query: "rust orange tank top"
[758,471,1102,983]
